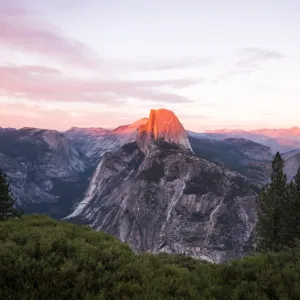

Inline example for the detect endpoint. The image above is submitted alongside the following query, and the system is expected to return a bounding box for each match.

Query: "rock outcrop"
[138,109,193,153]
[0,128,90,218]
[66,109,258,263]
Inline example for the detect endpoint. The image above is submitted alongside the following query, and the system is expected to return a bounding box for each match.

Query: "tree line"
[257,152,300,252]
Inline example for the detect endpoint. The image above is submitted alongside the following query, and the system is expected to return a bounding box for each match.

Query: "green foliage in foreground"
[1,215,300,300]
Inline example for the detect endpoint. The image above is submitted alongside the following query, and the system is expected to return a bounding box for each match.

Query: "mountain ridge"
[65,109,260,263]
[1,109,299,259]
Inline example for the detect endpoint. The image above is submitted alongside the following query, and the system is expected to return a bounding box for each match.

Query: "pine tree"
[257,152,289,252]
[0,168,22,221]
[287,167,300,246]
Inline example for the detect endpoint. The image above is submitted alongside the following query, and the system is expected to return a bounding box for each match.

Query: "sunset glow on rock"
[138,109,193,152]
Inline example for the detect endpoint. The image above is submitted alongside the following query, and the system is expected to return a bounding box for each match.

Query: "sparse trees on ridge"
[257,152,300,251]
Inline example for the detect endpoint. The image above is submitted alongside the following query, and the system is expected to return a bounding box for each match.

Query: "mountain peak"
[138,108,193,152]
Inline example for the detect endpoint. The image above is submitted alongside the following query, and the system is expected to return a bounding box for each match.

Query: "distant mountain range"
[202,127,300,154]
[0,111,299,262]
[64,118,149,165]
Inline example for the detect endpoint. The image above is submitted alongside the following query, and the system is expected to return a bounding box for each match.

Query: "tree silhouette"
[0,168,22,221]
[256,152,289,251]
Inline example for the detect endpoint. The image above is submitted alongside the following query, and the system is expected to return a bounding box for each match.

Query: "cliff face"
[138,109,193,153]
[0,128,91,218]
[188,136,272,186]
[66,110,258,263]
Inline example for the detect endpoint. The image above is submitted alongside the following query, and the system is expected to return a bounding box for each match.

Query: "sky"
[0,0,299,131]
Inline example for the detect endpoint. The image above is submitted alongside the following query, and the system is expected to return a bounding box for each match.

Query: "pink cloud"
[0,103,141,130]
[0,65,196,103]
[1,65,62,76]
[0,2,213,73]
[0,2,103,69]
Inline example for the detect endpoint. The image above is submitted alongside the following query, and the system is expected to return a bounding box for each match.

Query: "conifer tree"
[257,152,289,252]
[287,167,300,246]
[0,168,22,221]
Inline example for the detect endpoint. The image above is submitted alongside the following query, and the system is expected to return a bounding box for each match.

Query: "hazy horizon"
[1,108,300,133]
[0,0,299,131]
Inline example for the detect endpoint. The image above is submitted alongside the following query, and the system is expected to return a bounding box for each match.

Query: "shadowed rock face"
[0,119,153,216]
[67,110,258,263]
[283,149,300,182]
[0,128,92,218]
[188,136,273,186]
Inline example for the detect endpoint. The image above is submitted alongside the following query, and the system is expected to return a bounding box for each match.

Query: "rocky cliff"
[66,109,258,263]
[0,128,91,218]
[138,109,193,153]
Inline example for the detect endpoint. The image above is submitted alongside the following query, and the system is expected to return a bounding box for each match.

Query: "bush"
[1,215,300,299]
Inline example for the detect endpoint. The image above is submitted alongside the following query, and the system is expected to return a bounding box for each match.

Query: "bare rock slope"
[0,128,90,218]
[67,109,258,262]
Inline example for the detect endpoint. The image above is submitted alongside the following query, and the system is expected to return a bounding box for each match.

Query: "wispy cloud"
[0,2,105,69]
[2,65,62,76]
[116,57,213,71]
[0,102,141,130]
[0,1,200,106]
[211,47,285,84]
[178,113,212,119]
[0,3,31,16]
[0,65,197,104]
[236,47,285,69]
[256,84,278,92]
[259,112,277,116]
[0,1,213,73]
